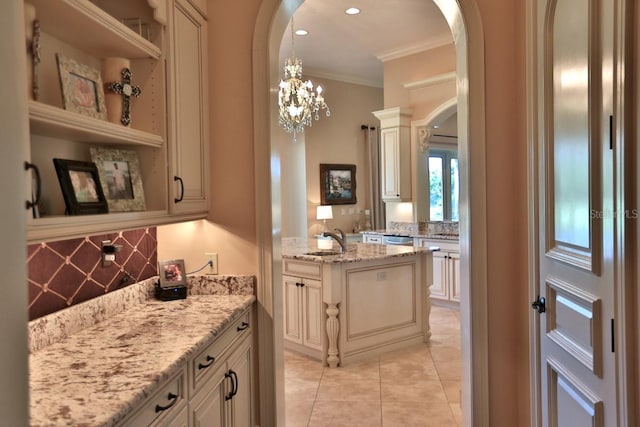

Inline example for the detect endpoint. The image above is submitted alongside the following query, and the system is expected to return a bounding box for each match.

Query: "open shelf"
[29,101,164,148]
[28,0,162,59]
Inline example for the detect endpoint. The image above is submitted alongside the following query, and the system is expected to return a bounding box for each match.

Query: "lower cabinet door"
[227,337,253,427]
[430,251,449,300]
[190,366,227,426]
[449,252,461,302]
[164,405,189,427]
[302,279,323,350]
[283,276,303,344]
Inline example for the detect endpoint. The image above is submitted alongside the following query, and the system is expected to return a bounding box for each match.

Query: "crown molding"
[376,37,454,62]
[303,67,384,88]
[404,71,456,90]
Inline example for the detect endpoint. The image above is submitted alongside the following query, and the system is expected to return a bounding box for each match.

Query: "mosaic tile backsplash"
[27,228,157,320]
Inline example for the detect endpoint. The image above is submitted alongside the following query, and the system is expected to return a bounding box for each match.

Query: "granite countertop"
[282,238,436,263]
[362,229,460,241]
[29,277,255,427]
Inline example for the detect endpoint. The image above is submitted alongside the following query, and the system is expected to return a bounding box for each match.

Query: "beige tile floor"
[284,305,462,426]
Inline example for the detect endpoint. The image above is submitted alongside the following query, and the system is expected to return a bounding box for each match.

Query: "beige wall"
[383,43,457,117]
[303,77,383,235]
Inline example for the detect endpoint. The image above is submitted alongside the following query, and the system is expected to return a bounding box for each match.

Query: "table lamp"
[316,205,333,233]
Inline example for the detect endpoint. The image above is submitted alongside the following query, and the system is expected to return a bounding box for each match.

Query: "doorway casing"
[252,0,490,425]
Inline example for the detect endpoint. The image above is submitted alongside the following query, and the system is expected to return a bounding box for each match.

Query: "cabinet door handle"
[155,392,178,413]
[230,369,239,398]
[198,355,215,370]
[237,321,249,331]
[173,176,184,203]
[25,161,41,210]
[224,371,235,400]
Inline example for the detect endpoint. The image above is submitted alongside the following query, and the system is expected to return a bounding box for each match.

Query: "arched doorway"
[252,1,489,425]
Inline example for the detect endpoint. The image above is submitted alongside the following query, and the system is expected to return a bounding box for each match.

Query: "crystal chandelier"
[278,18,330,142]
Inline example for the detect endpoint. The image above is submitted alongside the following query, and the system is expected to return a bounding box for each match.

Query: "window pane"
[429,157,444,220]
[450,158,459,221]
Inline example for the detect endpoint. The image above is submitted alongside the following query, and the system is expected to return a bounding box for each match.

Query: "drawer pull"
[155,392,178,413]
[237,321,249,332]
[198,355,215,370]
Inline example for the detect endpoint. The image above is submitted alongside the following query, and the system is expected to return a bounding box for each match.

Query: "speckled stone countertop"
[362,229,460,241]
[282,238,436,264]
[29,275,255,426]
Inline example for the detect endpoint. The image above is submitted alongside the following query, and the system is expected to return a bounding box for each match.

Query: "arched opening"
[252,0,489,424]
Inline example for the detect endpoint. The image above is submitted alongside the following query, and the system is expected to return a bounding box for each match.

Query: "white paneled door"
[534,0,619,425]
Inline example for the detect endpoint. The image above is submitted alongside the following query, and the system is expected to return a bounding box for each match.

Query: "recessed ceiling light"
[345,7,361,15]
[295,29,309,36]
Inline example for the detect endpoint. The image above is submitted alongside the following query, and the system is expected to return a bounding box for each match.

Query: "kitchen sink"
[304,250,342,256]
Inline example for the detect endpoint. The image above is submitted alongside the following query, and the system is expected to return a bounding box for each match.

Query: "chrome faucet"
[323,228,347,253]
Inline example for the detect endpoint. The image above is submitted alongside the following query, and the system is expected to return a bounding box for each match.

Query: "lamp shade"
[316,205,333,220]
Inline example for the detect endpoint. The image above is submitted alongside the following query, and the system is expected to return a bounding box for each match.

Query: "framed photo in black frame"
[320,163,357,205]
[53,158,109,215]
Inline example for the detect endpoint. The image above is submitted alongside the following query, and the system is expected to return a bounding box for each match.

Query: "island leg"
[326,303,340,368]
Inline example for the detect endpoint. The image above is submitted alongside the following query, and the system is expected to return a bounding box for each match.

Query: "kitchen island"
[282,238,434,367]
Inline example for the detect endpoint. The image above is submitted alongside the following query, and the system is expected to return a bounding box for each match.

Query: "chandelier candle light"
[278,17,330,142]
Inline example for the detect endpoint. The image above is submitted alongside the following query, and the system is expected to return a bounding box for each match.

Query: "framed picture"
[158,259,187,289]
[90,147,146,212]
[56,53,107,120]
[320,163,357,205]
[53,158,109,215]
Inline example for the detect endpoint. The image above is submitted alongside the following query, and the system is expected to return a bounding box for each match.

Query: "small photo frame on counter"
[56,53,108,120]
[90,147,146,212]
[53,158,109,215]
[158,259,187,289]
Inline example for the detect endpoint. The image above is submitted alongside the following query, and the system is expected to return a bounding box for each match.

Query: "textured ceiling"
[278,0,453,87]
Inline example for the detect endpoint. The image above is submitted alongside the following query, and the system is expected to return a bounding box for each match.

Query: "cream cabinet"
[415,238,460,306]
[372,107,412,201]
[167,0,210,216]
[22,0,209,244]
[282,259,325,358]
[189,335,253,427]
[188,308,253,427]
[117,307,254,427]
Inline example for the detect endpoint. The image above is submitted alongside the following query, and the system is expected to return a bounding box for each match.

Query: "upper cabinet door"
[373,107,412,202]
[168,0,210,216]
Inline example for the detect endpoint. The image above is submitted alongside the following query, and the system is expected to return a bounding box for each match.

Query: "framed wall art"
[56,53,107,120]
[320,163,357,205]
[53,158,109,215]
[90,147,146,212]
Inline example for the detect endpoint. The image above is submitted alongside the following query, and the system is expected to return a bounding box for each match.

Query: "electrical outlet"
[205,252,218,275]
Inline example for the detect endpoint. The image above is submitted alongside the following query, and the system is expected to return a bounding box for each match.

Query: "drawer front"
[417,238,459,253]
[190,309,252,392]
[119,367,187,427]
[283,259,322,279]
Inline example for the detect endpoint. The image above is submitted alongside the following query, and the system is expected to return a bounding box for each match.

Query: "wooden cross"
[106,68,141,126]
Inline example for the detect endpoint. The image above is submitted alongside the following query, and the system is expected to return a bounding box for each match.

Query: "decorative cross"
[106,68,142,126]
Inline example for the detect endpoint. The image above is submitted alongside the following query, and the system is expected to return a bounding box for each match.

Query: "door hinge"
[611,318,615,353]
[609,115,613,150]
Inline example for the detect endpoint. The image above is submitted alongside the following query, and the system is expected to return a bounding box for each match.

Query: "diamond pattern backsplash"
[27,228,158,320]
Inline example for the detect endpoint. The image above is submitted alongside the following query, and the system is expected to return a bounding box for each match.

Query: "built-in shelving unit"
[23,0,170,243]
